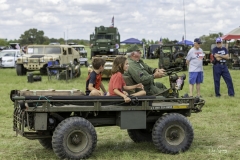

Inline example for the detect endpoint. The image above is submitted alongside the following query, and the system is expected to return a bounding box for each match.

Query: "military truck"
[90,25,120,56]
[229,46,240,69]
[68,43,89,67]
[10,68,205,159]
[202,51,211,65]
[15,45,81,77]
[89,26,120,78]
[146,44,161,59]
[156,44,189,71]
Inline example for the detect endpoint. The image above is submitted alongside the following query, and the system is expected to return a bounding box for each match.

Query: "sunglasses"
[217,42,221,44]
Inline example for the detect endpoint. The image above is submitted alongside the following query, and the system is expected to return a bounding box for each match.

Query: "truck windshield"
[96,35,112,39]
[45,47,61,54]
[27,47,44,54]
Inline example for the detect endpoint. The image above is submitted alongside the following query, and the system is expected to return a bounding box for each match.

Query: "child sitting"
[108,56,146,102]
[85,58,107,96]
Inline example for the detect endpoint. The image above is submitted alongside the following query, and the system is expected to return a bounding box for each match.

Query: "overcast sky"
[0,0,239,42]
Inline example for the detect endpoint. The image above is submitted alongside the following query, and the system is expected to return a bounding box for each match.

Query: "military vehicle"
[89,25,120,78]
[202,51,211,65]
[228,47,240,69]
[10,67,205,159]
[68,43,89,67]
[15,45,81,77]
[146,44,161,59]
[90,25,120,56]
[156,44,189,71]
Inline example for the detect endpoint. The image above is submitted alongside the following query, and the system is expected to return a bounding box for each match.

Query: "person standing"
[185,38,205,97]
[212,37,234,97]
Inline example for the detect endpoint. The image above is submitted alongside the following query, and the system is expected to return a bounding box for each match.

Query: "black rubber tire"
[85,61,89,67]
[16,64,26,76]
[52,117,97,159]
[152,113,194,154]
[38,138,53,149]
[74,65,81,78]
[127,129,152,143]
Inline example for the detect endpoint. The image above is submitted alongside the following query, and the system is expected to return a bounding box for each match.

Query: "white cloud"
[0,3,9,10]
[71,0,111,5]
[32,13,59,23]
[0,0,240,41]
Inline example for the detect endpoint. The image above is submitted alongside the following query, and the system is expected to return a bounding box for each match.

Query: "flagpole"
[183,0,186,44]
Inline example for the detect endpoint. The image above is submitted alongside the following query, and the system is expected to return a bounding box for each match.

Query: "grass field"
[0,48,240,159]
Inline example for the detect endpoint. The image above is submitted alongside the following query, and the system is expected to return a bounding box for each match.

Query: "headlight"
[23,59,28,62]
[40,59,45,62]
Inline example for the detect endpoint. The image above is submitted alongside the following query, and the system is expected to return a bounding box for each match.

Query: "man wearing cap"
[123,44,167,96]
[212,37,234,97]
[185,38,205,97]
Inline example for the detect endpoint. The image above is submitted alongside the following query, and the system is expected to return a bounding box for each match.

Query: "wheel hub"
[67,130,88,153]
[169,130,179,140]
[71,134,81,145]
[165,125,185,145]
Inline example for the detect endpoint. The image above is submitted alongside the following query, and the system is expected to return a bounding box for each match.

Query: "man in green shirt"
[123,44,167,96]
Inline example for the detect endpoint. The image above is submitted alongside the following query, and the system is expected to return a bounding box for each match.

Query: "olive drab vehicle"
[156,44,189,71]
[227,45,240,69]
[10,66,205,159]
[89,25,121,78]
[16,45,81,78]
[202,51,211,66]
[146,44,162,59]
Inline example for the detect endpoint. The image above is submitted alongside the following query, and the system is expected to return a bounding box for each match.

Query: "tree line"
[0,28,231,52]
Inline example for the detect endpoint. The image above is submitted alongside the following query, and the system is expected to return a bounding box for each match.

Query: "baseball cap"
[126,44,141,53]
[216,37,222,43]
[194,38,202,44]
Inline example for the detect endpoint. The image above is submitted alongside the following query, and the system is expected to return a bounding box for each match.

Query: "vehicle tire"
[85,61,89,67]
[91,51,94,59]
[182,65,188,71]
[16,64,26,76]
[38,138,52,149]
[75,65,81,77]
[152,113,194,154]
[127,129,152,143]
[40,68,47,75]
[52,117,97,159]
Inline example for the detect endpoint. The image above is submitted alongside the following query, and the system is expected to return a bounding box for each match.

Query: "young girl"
[108,56,146,102]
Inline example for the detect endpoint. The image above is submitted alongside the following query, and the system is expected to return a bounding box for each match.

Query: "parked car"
[69,44,89,67]
[0,50,22,68]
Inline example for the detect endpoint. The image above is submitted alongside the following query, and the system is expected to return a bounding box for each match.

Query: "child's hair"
[111,56,127,74]
[92,58,106,69]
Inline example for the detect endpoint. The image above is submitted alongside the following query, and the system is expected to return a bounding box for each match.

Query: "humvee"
[156,44,189,71]
[68,44,89,67]
[10,67,205,159]
[15,45,81,76]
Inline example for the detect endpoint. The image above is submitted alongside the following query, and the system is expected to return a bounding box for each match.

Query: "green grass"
[0,49,240,159]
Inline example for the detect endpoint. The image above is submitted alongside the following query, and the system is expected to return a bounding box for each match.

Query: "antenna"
[183,0,186,44]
